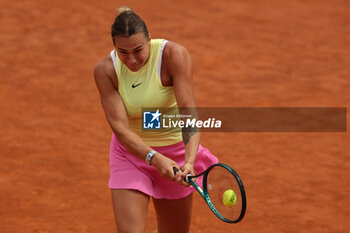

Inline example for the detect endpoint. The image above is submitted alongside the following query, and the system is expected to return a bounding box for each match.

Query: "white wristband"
[146,150,158,165]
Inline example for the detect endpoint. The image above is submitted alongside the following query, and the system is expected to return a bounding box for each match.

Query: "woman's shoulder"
[94,53,118,88]
[163,41,189,54]
[95,54,114,72]
[94,54,116,79]
[163,41,191,64]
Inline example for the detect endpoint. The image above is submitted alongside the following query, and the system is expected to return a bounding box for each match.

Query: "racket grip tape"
[173,167,191,183]
[173,167,179,174]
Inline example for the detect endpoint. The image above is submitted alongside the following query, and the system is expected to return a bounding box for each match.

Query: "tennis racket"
[173,163,246,223]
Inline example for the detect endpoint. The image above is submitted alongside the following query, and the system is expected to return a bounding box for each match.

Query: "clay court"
[1,0,349,232]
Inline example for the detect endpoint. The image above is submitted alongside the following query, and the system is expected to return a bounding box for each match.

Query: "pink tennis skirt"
[109,134,219,199]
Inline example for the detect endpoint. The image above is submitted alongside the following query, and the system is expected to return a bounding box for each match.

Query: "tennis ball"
[223,189,237,207]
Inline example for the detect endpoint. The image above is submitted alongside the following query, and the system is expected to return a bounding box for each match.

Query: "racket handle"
[173,167,179,174]
[172,167,191,183]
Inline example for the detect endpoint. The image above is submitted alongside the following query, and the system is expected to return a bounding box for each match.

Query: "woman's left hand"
[174,163,195,187]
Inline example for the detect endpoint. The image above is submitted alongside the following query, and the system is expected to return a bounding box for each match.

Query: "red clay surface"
[1,0,349,232]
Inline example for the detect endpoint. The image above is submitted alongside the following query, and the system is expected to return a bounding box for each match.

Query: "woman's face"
[114,32,150,72]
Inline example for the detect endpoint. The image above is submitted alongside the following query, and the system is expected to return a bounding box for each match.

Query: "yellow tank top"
[110,39,183,146]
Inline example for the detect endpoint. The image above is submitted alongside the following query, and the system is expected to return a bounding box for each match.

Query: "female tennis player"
[94,7,218,233]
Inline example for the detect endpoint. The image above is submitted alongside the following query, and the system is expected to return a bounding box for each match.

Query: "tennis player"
[94,7,218,233]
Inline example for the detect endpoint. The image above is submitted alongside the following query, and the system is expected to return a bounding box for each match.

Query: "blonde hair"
[117,6,134,15]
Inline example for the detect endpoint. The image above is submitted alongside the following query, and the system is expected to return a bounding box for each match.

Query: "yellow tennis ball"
[223,189,237,207]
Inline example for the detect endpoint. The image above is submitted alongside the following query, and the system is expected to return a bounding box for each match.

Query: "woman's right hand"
[151,153,181,181]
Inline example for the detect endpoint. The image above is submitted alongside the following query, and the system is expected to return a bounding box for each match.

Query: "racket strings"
[206,166,243,221]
